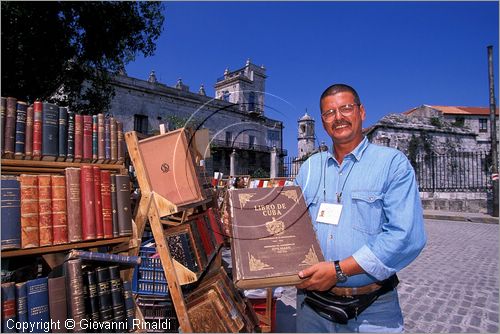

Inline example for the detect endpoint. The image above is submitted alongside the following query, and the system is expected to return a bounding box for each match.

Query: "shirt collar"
[329,136,370,163]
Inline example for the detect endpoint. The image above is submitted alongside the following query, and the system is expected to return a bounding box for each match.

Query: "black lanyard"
[323,157,357,204]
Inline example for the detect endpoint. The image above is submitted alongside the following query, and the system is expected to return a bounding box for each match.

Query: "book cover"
[74,114,83,162]
[14,101,27,159]
[24,105,34,160]
[195,216,215,257]
[83,270,100,323]
[110,117,117,163]
[1,97,5,156]
[38,174,53,247]
[1,282,16,333]
[95,266,114,326]
[3,97,17,158]
[165,225,199,273]
[186,290,231,333]
[122,281,135,332]
[104,117,111,163]
[32,101,43,160]
[100,170,114,238]
[65,258,86,332]
[188,219,208,268]
[116,121,125,164]
[65,168,82,242]
[15,282,28,333]
[109,266,126,325]
[97,113,105,163]
[1,176,21,250]
[57,107,68,161]
[229,185,324,289]
[48,276,67,333]
[66,109,75,162]
[93,165,104,239]
[92,114,98,161]
[82,115,93,162]
[110,175,119,238]
[26,277,50,333]
[115,175,132,236]
[20,174,39,248]
[51,175,68,245]
[66,250,141,266]
[41,102,59,161]
[207,207,225,246]
[80,165,96,240]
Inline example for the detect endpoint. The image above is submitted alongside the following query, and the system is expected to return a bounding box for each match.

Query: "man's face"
[320,92,366,145]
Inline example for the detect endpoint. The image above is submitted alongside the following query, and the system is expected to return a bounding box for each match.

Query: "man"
[295,84,426,332]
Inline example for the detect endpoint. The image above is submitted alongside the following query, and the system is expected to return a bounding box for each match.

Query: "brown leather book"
[24,105,34,160]
[97,113,105,163]
[80,165,96,240]
[1,97,6,156]
[65,258,86,333]
[92,114,98,162]
[229,185,324,289]
[116,121,125,164]
[38,174,53,246]
[74,114,83,162]
[3,97,17,158]
[32,101,43,160]
[93,166,104,239]
[110,117,117,163]
[82,115,93,162]
[51,175,68,245]
[65,168,83,242]
[100,170,113,238]
[110,175,119,238]
[186,289,232,333]
[14,101,27,159]
[115,175,132,236]
[20,174,39,248]
[48,276,67,333]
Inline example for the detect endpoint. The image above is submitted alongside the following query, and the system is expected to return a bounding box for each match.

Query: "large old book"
[38,175,53,247]
[3,97,17,158]
[92,114,98,162]
[14,101,27,159]
[110,117,118,163]
[1,97,5,156]
[93,166,104,239]
[15,282,28,333]
[97,113,105,163]
[229,185,324,289]
[48,276,67,333]
[207,207,225,246]
[74,114,83,162]
[100,170,114,238]
[164,224,200,273]
[82,115,93,162]
[65,168,83,242]
[20,174,39,248]
[41,102,59,161]
[65,258,86,333]
[66,109,75,162]
[1,282,16,333]
[1,176,21,250]
[80,165,96,240]
[57,107,68,161]
[186,289,231,333]
[83,270,100,323]
[115,174,132,236]
[32,101,43,160]
[109,266,126,325]
[51,175,68,245]
[110,175,119,237]
[26,277,50,332]
[95,266,114,327]
[24,105,34,160]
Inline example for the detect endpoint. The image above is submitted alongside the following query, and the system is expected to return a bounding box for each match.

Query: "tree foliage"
[1,1,164,114]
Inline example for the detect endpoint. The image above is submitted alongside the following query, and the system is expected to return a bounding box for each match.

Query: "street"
[275,219,499,333]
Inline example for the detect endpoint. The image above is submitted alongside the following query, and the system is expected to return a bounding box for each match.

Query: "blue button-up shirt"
[295,137,427,287]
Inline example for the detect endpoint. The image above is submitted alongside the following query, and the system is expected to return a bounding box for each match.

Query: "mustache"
[333,120,351,127]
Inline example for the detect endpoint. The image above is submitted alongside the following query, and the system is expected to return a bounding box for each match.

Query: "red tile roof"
[405,105,499,116]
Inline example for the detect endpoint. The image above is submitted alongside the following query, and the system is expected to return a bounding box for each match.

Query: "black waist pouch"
[304,275,399,324]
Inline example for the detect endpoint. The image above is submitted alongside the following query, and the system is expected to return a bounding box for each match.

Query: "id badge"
[316,202,343,225]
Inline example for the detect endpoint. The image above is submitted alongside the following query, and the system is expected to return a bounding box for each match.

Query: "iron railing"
[210,139,287,156]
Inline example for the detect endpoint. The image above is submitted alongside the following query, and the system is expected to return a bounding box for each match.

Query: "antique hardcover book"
[32,101,43,160]
[48,276,67,333]
[1,282,16,333]
[186,289,231,333]
[93,166,104,239]
[51,175,68,245]
[104,117,111,163]
[1,97,5,156]
[116,121,125,164]
[229,185,324,289]
[110,175,119,237]
[38,174,53,246]
[26,277,50,332]
[65,258,86,333]
[122,281,136,332]
[14,101,27,159]
[1,176,21,250]
[100,170,114,238]
[97,113,105,163]
[164,224,199,273]
[92,114,98,161]
[65,168,83,242]
[74,114,83,162]
[66,109,75,162]
[80,165,96,240]
[207,207,225,246]
[82,115,93,162]
[110,117,118,163]
[83,270,100,323]
[95,266,114,326]
[3,97,17,158]
[57,107,67,161]
[66,249,141,265]
[195,216,215,257]
[109,266,126,324]
[41,102,59,161]
[115,174,132,236]
[24,105,34,160]
[15,282,28,333]
[188,219,208,267]
[20,174,39,248]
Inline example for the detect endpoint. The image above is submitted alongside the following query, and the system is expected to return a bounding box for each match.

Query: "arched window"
[248,92,255,111]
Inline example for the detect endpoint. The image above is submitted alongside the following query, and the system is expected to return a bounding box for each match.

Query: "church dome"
[299,113,314,122]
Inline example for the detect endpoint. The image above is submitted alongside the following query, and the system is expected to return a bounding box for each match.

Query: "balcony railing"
[211,139,287,156]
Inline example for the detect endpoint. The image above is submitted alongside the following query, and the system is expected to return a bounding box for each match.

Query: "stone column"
[230,149,237,176]
[270,146,278,178]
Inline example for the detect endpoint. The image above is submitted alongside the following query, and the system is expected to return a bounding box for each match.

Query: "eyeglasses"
[321,103,360,121]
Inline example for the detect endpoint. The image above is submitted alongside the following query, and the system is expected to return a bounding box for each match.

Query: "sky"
[125,1,499,157]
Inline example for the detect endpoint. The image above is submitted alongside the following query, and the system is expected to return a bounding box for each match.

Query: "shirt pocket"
[351,191,384,235]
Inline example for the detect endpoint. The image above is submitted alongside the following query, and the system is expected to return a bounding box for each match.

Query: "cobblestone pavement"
[275,219,499,333]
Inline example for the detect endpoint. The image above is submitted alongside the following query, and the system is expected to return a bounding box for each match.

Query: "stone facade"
[297,113,316,159]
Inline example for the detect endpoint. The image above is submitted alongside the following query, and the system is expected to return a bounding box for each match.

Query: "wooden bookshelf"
[0,159,127,175]
[1,236,130,258]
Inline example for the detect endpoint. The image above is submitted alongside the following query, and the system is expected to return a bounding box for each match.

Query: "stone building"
[108,60,285,176]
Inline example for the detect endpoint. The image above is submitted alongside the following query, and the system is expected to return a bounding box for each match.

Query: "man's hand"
[296,261,337,291]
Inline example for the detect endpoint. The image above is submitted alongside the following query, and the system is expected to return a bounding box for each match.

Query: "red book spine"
[24,105,34,160]
[3,97,17,158]
[195,217,215,256]
[65,168,82,242]
[80,165,96,240]
[38,174,53,246]
[207,207,225,245]
[51,175,68,244]
[74,114,83,162]
[100,170,113,238]
[20,174,39,248]
[82,115,93,162]
[93,166,104,239]
[32,101,43,160]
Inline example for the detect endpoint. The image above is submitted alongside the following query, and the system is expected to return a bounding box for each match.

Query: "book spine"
[32,101,43,160]
[100,170,114,238]
[95,267,114,326]
[65,168,83,242]
[3,97,17,158]
[24,105,34,160]
[110,175,119,238]
[109,266,126,325]
[82,115,93,162]
[116,121,125,164]
[110,117,117,163]
[92,114,98,162]
[20,174,39,248]
[14,101,27,159]
[74,114,83,162]
[65,258,86,333]
[83,270,100,323]
[1,97,6,156]
[68,249,141,265]
[48,276,67,333]
[66,110,75,162]
[80,165,96,240]
[115,175,132,236]
[58,107,68,161]
[166,232,198,272]
[26,277,50,333]
[37,174,53,246]
[188,220,207,268]
[122,281,135,332]
[1,177,21,250]
[15,282,28,333]
[97,113,105,163]
[1,282,16,333]
[195,217,215,256]
[207,207,225,246]
[104,117,111,163]
[51,175,68,245]
[41,102,58,161]
[93,166,104,239]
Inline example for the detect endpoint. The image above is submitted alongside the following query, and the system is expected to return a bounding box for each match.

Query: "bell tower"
[297,112,316,159]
